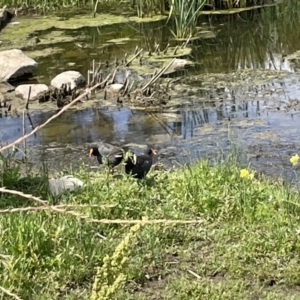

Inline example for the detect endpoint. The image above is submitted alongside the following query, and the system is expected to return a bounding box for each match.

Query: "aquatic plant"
[135,0,166,18]
[168,0,206,39]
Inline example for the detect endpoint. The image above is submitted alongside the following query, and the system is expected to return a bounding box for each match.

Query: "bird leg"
[106,167,115,179]
[106,168,110,180]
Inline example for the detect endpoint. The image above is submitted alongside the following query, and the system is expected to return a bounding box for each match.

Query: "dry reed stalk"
[125,48,143,67]
[0,286,23,300]
[142,58,176,91]
[0,73,112,153]
[187,269,201,279]
[22,110,26,153]
[0,203,117,214]
[0,186,204,225]
[25,86,31,110]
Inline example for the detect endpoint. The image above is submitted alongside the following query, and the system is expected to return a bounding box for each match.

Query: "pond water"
[2,0,300,182]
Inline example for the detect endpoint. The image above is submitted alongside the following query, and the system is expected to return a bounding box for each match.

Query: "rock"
[0,81,15,93]
[0,49,38,81]
[0,7,15,31]
[27,36,41,47]
[48,175,84,196]
[15,84,49,101]
[51,70,86,90]
[163,58,194,75]
[107,83,124,93]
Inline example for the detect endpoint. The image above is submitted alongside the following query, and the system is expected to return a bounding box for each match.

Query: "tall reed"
[168,0,206,39]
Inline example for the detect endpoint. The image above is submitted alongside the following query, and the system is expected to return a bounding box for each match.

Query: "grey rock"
[48,175,84,196]
[106,83,124,93]
[51,70,86,90]
[0,81,15,93]
[15,84,49,101]
[0,49,38,81]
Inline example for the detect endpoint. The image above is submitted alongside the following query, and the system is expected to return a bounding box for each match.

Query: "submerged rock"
[0,49,38,81]
[51,70,86,90]
[48,175,84,196]
[107,83,124,93]
[15,84,49,101]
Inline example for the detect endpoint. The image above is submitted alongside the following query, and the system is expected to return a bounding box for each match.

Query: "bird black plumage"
[89,143,124,168]
[125,147,156,179]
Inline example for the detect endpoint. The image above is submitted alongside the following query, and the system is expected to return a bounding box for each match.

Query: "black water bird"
[125,147,157,179]
[89,143,124,169]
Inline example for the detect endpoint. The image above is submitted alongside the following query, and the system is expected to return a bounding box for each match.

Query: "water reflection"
[19,0,299,85]
[2,71,298,148]
[2,1,300,182]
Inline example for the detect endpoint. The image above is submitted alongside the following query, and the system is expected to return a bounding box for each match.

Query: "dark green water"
[2,0,300,181]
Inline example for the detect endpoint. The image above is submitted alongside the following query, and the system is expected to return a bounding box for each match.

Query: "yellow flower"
[290,154,299,167]
[240,168,254,180]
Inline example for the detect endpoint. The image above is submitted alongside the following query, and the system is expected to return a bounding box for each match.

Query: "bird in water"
[125,147,157,179]
[89,143,124,170]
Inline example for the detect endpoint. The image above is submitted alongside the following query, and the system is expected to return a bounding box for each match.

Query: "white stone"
[107,83,124,92]
[15,84,49,101]
[0,49,37,81]
[51,70,86,90]
[48,175,84,196]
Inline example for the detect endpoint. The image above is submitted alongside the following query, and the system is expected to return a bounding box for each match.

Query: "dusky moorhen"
[125,147,156,179]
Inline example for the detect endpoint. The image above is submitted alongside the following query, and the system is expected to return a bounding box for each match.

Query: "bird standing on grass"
[89,143,124,171]
[125,147,156,179]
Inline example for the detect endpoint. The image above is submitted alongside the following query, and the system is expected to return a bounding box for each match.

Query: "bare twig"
[87,70,90,87]
[25,86,31,110]
[95,233,107,240]
[0,74,111,153]
[26,112,36,137]
[93,0,99,17]
[0,203,117,214]
[163,43,170,55]
[0,187,204,225]
[0,187,48,205]
[142,58,176,91]
[91,62,102,86]
[187,269,201,279]
[22,110,26,153]
[0,286,23,300]
[125,48,143,67]
[183,35,191,48]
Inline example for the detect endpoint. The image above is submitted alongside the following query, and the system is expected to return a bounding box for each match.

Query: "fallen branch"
[0,73,112,153]
[0,187,205,225]
[0,203,117,214]
[0,188,48,206]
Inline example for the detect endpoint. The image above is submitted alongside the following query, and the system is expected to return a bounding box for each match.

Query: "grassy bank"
[1,156,300,299]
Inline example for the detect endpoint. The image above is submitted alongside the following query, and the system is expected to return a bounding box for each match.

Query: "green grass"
[1,154,300,299]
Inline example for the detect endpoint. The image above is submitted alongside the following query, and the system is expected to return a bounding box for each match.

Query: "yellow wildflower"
[290,154,299,167]
[240,168,254,180]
